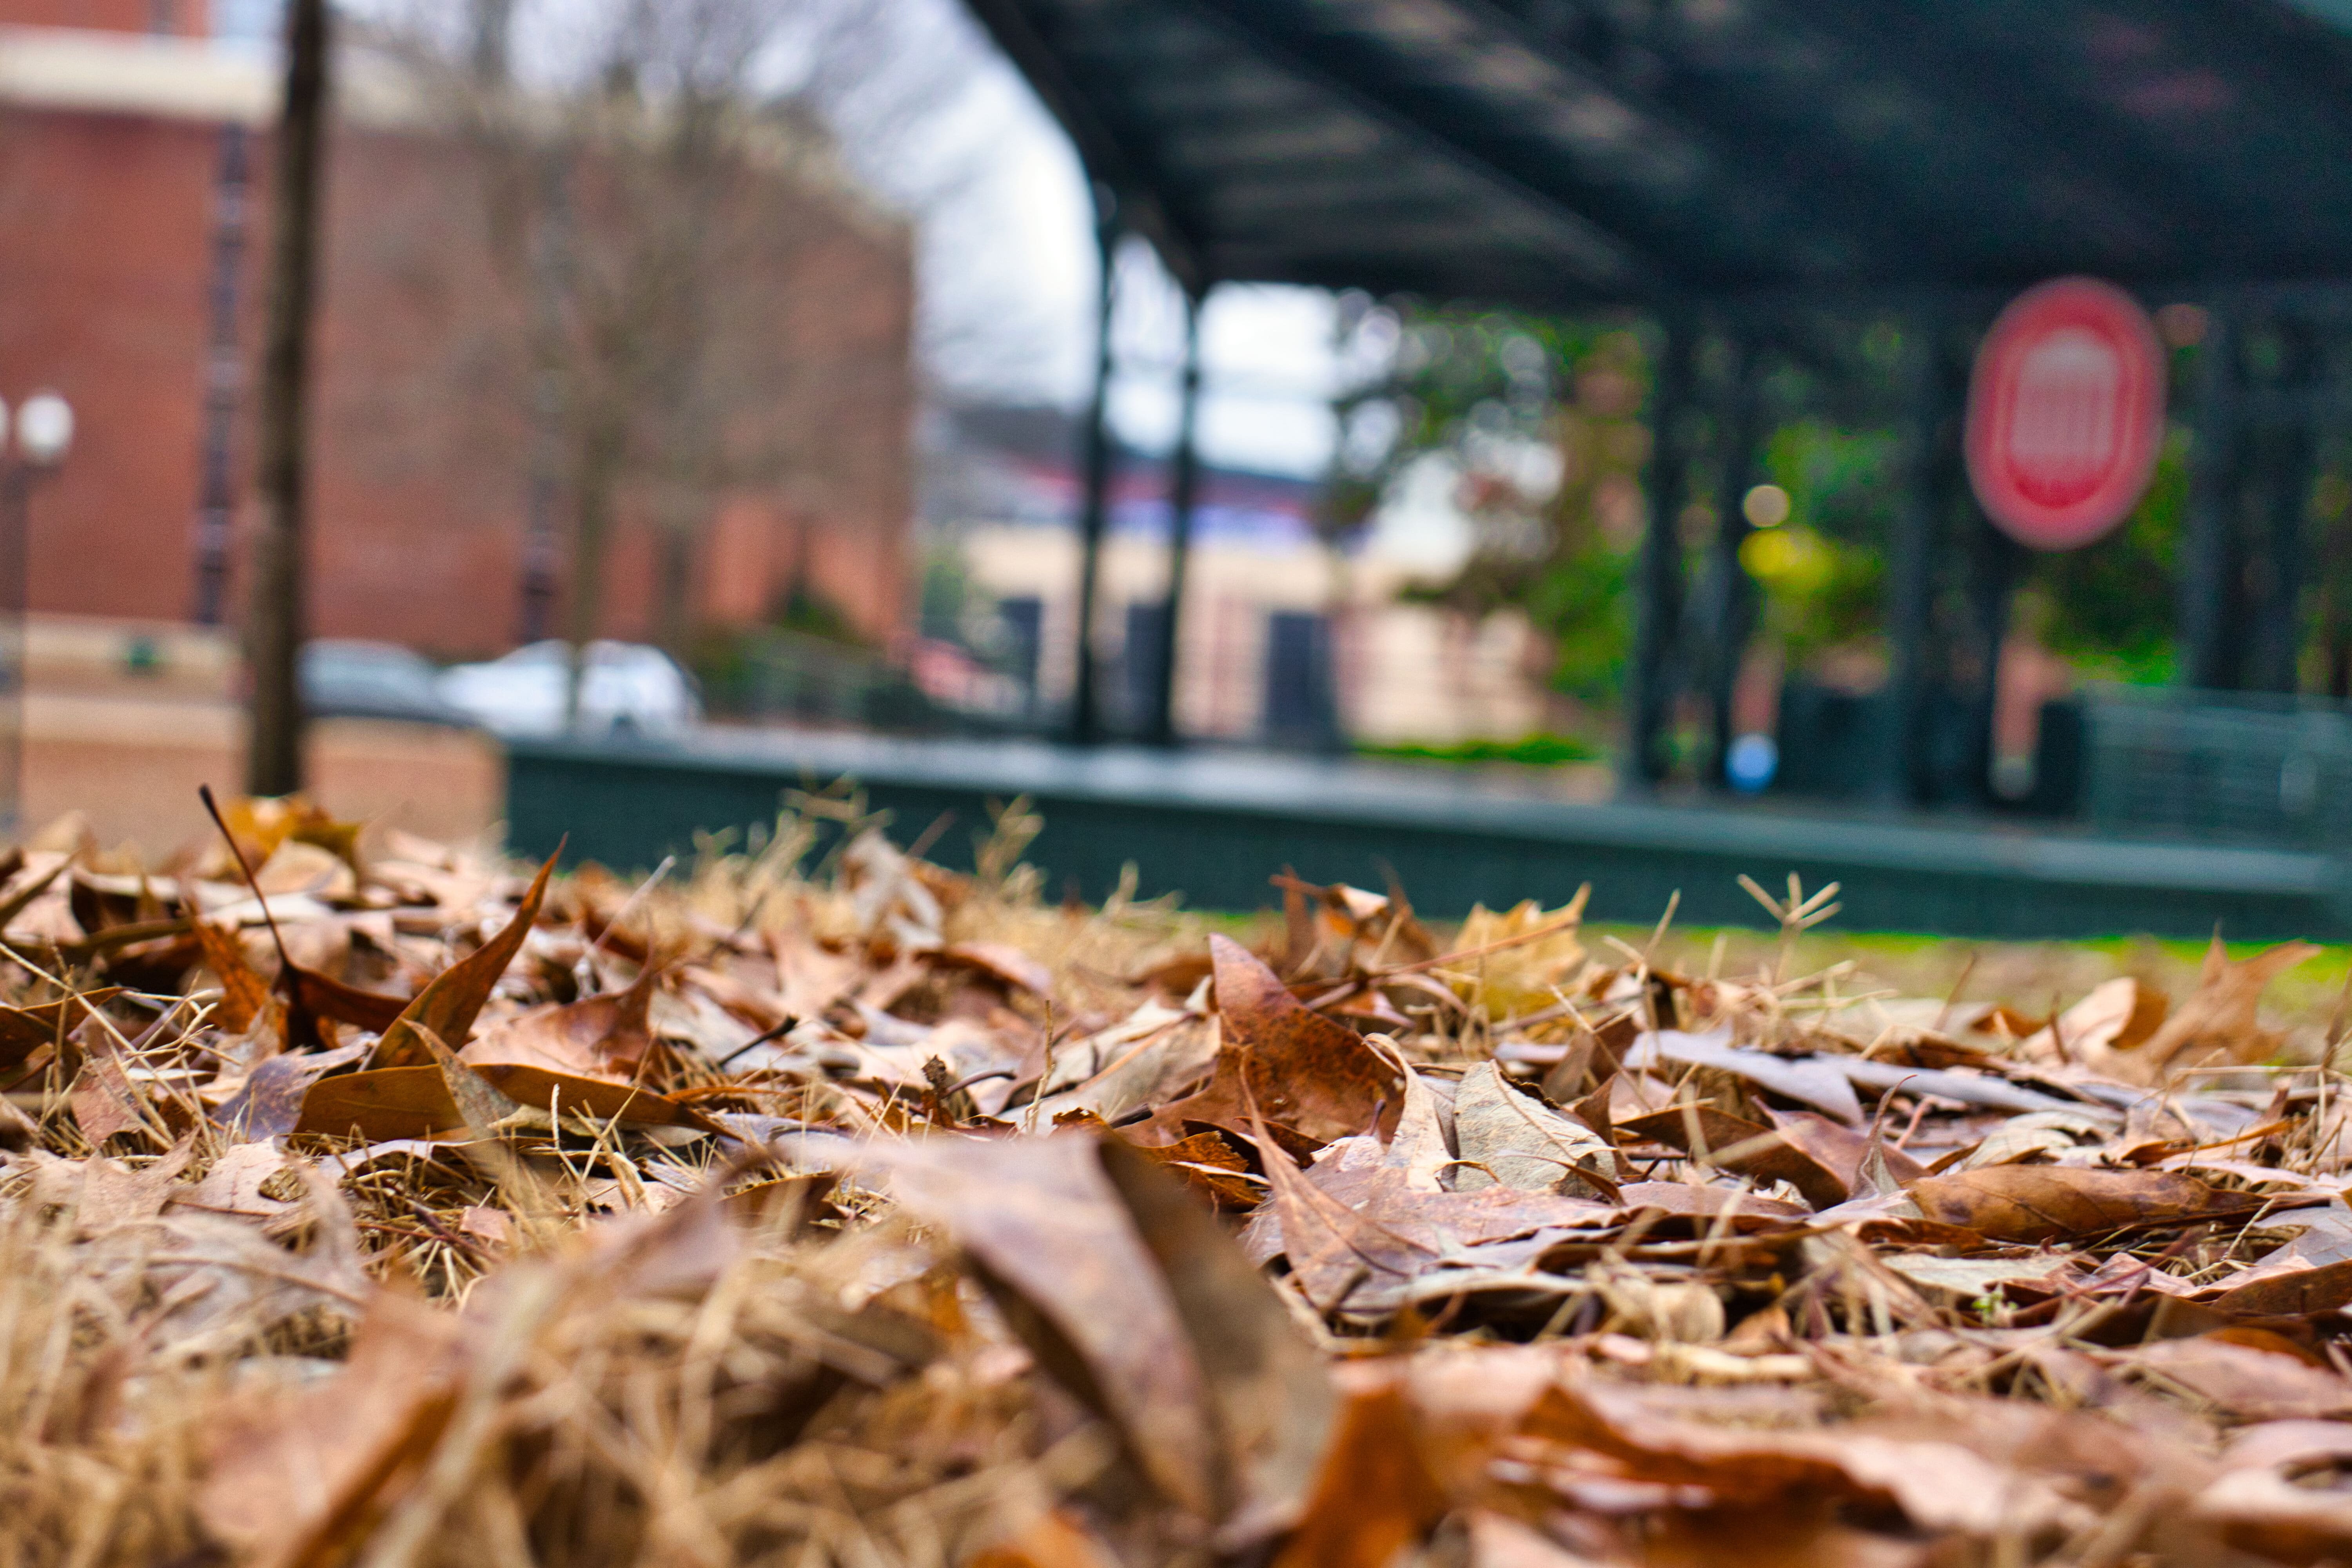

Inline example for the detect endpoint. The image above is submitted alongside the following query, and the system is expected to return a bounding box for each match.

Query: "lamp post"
[0,391,73,833]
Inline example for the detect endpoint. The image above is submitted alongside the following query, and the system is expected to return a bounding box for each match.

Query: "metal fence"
[2082,685,2352,848]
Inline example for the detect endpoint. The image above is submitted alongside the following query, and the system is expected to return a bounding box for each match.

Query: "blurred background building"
[922,399,1553,752]
[18,0,2352,937]
[0,0,914,657]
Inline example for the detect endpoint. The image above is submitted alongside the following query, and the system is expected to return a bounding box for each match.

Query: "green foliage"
[1356,731,1600,766]
[770,582,862,646]
[1521,540,1633,704]
[2026,428,2187,681]
[1751,421,1897,657]
[1368,305,1650,711]
[1357,308,2210,720]
[917,548,971,643]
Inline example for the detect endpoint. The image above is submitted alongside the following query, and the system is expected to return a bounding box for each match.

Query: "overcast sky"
[820,0,1347,477]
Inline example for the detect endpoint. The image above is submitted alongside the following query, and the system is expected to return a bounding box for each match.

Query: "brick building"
[0,6,916,659]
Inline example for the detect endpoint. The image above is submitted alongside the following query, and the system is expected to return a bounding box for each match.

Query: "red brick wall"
[0,96,915,660]
[0,106,216,624]
[0,0,206,35]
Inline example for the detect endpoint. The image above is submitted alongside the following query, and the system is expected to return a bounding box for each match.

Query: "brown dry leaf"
[69,1024,147,1146]
[1271,1365,1452,1568]
[0,988,122,1069]
[769,927,865,1021]
[1250,1126,1437,1312]
[295,1065,469,1142]
[1618,1105,1848,1210]
[194,917,274,1034]
[966,1509,1122,1568]
[1906,1164,2259,1244]
[1623,1031,1865,1124]
[939,940,1053,996]
[1463,1512,1612,1568]
[2116,1337,2352,1421]
[214,1041,369,1141]
[283,963,410,1044]
[1451,1061,1616,1198]
[1129,1127,1263,1209]
[873,1131,1220,1517]
[2023,974,2169,1064]
[198,1288,466,1567]
[76,1132,197,1228]
[475,1062,715,1131]
[1097,1136,1337,1540]
[1294,1153,1628,1256]
[2209,1257,2352,1317]
[2126,936,2319,1079]
[1520,1378,2081,1537]
[1611,1181,1811,1229]
[206,793,361,883]
[461,960,661,1082]
[29,792,2352,1566]
[175,1142,303,1221]
[2194,1421,2352,1563]
[1151,935,1402,1145]
[1766,1109,1925,1193]
[370,851,557,1069]
[1446,892,1588,1020]
[295,1059,709,1141]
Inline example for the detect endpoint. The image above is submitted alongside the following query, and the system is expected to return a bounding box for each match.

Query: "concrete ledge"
[504,730,2352,940]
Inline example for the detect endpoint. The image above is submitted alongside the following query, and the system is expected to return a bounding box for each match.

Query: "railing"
[2082,685,2352,848]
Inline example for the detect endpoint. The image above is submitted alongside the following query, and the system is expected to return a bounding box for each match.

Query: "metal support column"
[1695,336,1766,786]
[1881,310,1960,805]
[2247,321,2318,693]
[2179,307,2243,690]
[1962,516,2025,806]
[1624,313,1699,788]
[1067,197,1120,746]
[1146,287,1204,748]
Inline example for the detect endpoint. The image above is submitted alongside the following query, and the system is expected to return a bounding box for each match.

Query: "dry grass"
[0,789,2348,1566]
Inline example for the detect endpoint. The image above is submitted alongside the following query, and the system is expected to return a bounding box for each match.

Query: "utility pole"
[245,0,330,797]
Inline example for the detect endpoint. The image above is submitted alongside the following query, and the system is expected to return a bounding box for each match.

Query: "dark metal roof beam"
[1214,211,1578,253]
[1769,0,2225,276]
[1167,0,1668,297]
[957,0,1214,290]
[1155,120,1389,170]
[1200,169,1501,220]
[1242,0,1930,284]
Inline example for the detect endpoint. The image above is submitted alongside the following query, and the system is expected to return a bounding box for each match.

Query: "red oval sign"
[1965,277,2167,551]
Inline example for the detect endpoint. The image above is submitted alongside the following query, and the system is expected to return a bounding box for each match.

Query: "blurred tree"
[1342,307,2219,758]
[1745,420,1895,664]
[246,0,330,795]
[2311,462,2352,697]
[1339,304,1650,718]
[380,0,966,723]
[2023,432,2187,684]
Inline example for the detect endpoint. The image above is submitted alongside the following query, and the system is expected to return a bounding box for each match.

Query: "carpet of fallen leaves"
[10,791,2352,1567]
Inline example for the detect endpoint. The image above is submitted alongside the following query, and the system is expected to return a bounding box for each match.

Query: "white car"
[435,641,701,738]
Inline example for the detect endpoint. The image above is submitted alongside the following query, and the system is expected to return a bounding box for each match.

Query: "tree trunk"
[653,492,701,656]
[243,0,331,797]
[563,418,623,730]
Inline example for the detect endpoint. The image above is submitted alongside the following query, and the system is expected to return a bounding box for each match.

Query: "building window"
[1121,600,1168,733]
[1264,611,1336,744]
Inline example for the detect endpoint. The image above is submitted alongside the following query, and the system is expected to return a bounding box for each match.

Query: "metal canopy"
[964,0,2352,307]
